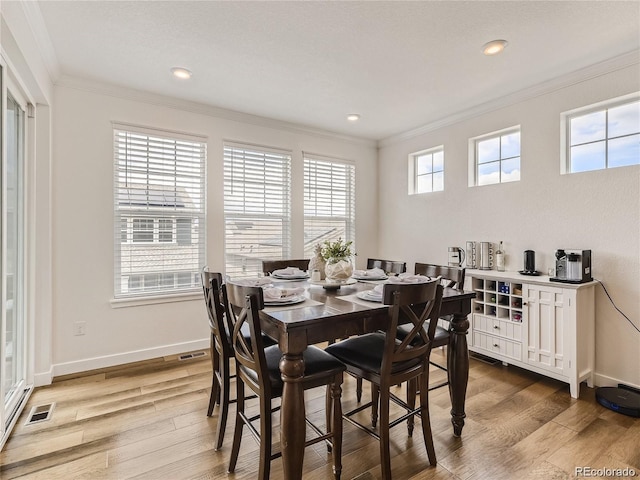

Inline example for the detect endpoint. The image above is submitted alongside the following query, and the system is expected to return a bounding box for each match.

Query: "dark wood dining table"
[258,279,475,480]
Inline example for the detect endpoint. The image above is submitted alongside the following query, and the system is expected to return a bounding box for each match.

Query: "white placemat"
[338,293,386,308]
[264,298,323,311]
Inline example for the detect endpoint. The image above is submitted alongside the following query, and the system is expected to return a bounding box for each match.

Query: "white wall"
[49,84,378,377]
[377,64,640,388]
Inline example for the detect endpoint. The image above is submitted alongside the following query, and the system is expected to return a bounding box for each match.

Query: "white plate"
[271,273,309,279]
[352,274,388,281]
[356,291,383,303]
[264,295,307,306]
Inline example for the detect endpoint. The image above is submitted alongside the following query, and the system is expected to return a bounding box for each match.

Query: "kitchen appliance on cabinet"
[550,249,592,283]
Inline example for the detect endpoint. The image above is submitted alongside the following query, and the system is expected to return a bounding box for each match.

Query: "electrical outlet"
[73,321,87,336]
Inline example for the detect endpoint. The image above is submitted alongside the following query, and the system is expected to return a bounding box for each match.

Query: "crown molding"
[19,0,60,82]
[55,75,377,148]
[378,49,640,148]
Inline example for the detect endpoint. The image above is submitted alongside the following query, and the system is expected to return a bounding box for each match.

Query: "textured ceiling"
[36,1,640,140]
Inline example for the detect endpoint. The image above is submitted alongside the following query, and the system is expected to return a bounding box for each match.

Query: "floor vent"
[178,351,207,361]
[25,403,55,425]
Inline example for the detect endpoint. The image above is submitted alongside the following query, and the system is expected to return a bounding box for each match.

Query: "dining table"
[258,277,475,480]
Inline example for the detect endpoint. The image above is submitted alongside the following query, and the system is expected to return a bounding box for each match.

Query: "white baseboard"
[593,372,640,391]
[42,339,209,384]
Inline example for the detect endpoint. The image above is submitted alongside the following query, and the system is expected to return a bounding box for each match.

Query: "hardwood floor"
[1,348,638,479]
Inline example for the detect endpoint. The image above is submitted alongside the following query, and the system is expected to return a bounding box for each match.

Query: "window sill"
[110,291,202,309]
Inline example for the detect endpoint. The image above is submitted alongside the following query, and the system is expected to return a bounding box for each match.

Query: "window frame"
[408,146,444,194]
[303,153,356,258]
[561,93,640,174]
[223,142,292,278]
[469,126,521,187]
[112,123,206,301]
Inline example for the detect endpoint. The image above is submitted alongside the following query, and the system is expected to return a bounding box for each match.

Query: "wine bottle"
[496,241,505,272]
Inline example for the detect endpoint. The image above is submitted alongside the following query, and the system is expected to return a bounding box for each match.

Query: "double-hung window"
[563,96,639,173]
[223,143,291,277]
[408,146,444,194]
[113,124,206,298]
[303,153,355,257]
[470,127,521,186]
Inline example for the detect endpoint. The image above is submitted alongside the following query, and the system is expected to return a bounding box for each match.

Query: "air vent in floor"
[25,403,55,425]
[178,351,207,361]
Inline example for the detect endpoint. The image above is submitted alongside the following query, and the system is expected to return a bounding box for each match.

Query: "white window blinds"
[113,124,206,298]
[303,154,355,257]
[223,143,291,277]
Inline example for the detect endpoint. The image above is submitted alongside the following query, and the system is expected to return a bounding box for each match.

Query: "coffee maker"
[550,249,592,283]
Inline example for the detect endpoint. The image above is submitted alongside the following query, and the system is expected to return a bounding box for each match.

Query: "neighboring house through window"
[408,146,444,194]
[113,124,206,298]
[223,143,291,277]
[303,153,355,257]
[562,95,639,173]
[470,126,521,186]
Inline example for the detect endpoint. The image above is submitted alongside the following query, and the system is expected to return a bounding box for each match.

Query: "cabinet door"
[524,284,566,375]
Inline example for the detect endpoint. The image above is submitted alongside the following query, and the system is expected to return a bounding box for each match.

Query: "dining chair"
[407,263,465,391]
[224,281,346,480]
[201,268,275,450]
[261,259,310,275]
[366,258,407,275]
[326,280,443,479]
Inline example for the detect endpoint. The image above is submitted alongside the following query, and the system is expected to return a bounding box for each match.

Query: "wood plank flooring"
[1,348,638,479]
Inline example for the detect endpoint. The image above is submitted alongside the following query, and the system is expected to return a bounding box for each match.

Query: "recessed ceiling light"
[347,114,360,122]
[482,40,508,56]
[171,67,192,79]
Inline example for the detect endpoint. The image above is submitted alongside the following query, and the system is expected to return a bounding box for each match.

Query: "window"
[563,96,639,173]
[223,143,291,277]
[408,146,444,194]
[470,127,521,186]
[114,124,206,298]
[303,154,355,257]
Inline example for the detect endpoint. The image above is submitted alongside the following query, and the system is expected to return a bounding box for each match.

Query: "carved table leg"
[280,353,306,480]
[448,311,470,437]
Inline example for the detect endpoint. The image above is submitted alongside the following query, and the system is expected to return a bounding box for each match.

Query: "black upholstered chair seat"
[241,345,346,396]
[326,333,422,375]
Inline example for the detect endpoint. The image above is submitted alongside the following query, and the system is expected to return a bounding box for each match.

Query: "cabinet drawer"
[472,314,522,341]
[473,331,522,361]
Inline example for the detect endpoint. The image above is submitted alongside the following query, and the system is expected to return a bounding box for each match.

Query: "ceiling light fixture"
[171,67,192,79]
[347,114,360,122]
[482,40,508,56]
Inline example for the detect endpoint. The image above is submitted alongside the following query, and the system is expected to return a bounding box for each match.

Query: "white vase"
[325,258,353,281]
[308,245,326,280]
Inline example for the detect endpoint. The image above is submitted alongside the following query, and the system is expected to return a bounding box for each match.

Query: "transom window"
[470,127,521,186]
[113,124,206,298]
[408,146,444,194]
[303,154,355,257]
[563,96,639,173]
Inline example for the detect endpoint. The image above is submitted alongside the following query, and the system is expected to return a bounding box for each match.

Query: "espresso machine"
[550,249,592,283]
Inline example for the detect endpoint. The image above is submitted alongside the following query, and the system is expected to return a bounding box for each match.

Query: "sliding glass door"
[3,86,26,423]
[0,61,31,448]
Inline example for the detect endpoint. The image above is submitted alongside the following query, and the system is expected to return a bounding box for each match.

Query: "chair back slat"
[380,281,443,376]
[367,258,407,275]
[201,269,230,351]
[261,259,309,275]
[414,263,465,290]
[224,282,271,394]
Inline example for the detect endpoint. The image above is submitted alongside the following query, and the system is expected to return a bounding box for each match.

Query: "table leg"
[279,353,306,480]
[448,312,470,437]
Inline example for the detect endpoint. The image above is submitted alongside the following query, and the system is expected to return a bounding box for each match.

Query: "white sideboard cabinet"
[465,269,596,398]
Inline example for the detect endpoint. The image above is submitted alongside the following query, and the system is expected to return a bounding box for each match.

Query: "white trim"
[468,125,521,187]
[19,1,61,82]
[57,75,376,148]
[380,49,640,148]
[110,291,202,308]
[50,339,210,379]
[593,372,640,391]
[408,145,444,195]
[112,121,208,142]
